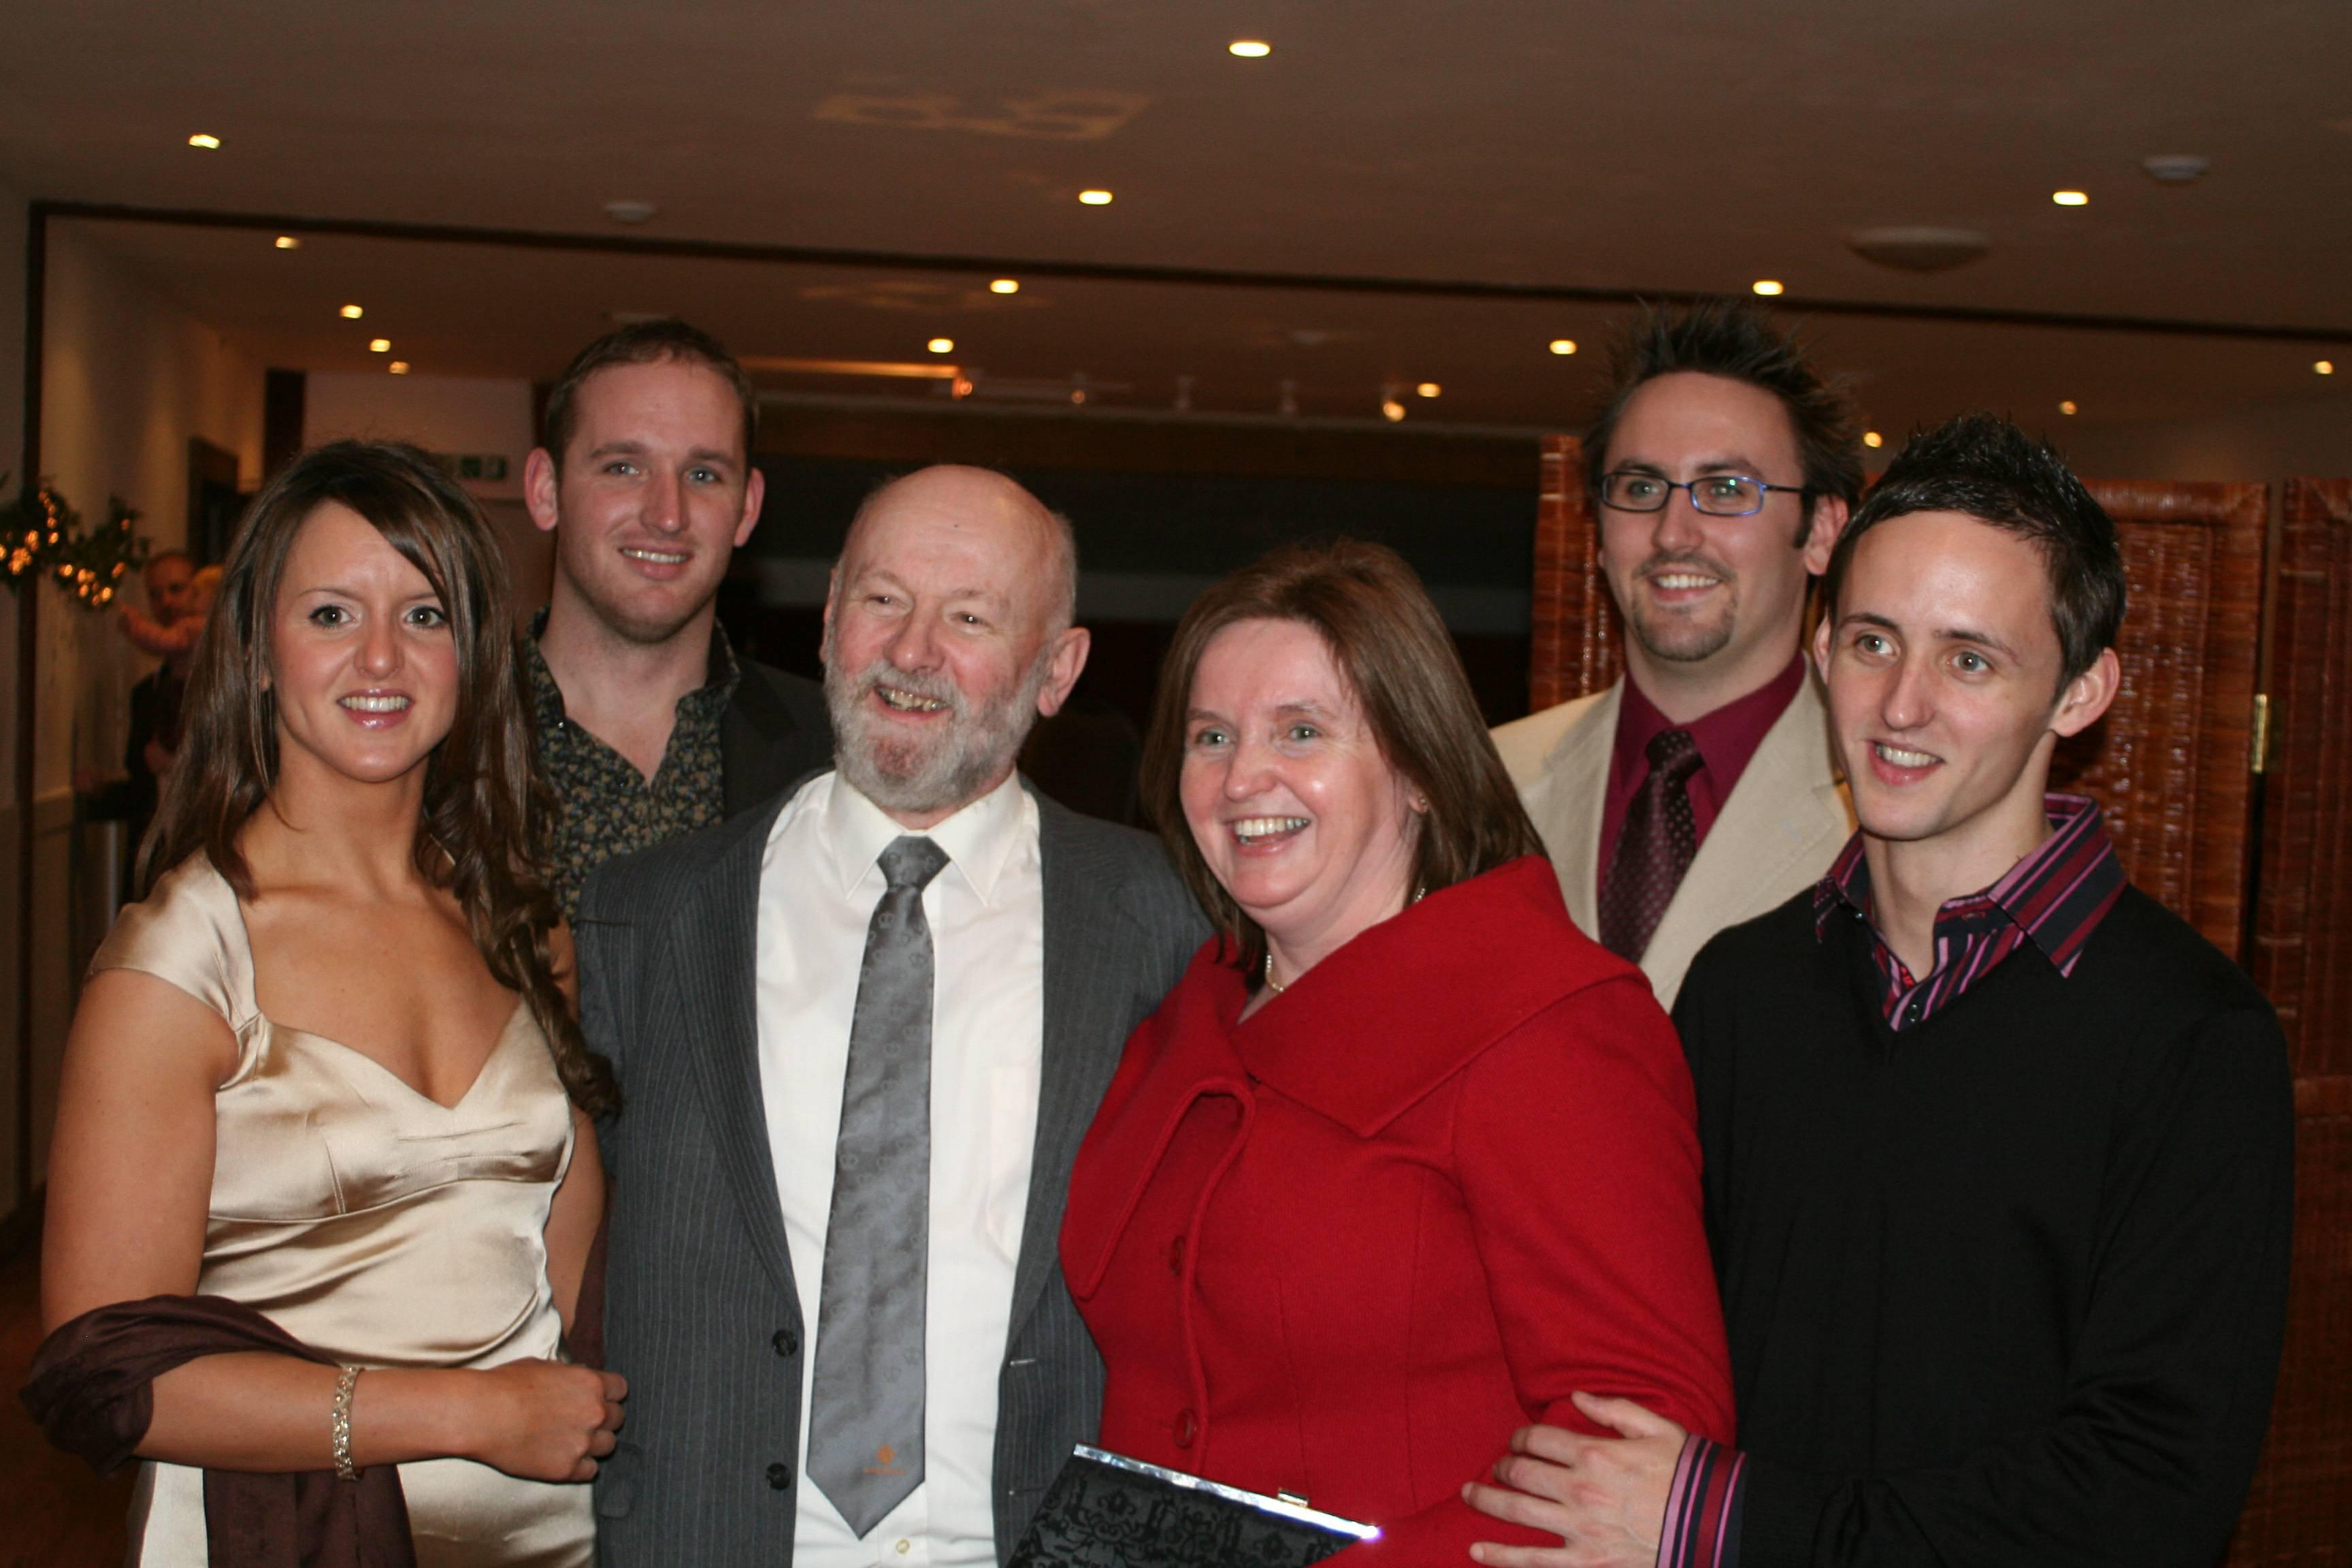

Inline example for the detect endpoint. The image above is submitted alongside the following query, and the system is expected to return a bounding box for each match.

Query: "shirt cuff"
[1659,1433,1745,1568]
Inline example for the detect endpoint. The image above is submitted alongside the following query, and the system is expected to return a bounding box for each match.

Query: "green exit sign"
[434,453,510,482]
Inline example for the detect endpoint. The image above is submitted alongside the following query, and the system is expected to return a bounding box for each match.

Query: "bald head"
[840,466,1077,636]
[822,464,1092,826]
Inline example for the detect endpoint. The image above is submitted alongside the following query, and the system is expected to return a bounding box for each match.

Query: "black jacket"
[721,658,833,817]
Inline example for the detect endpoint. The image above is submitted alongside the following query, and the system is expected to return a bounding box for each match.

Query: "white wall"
[304,371,534,500]
[0,220,267,1230]
[42,222,265,793]
[304,371,552,606]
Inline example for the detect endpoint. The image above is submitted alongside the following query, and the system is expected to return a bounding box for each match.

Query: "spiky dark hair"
[1583,299,1865,536]
[1821,412,2125,687]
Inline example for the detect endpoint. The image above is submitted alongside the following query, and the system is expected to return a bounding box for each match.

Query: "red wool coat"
[1061,855,1734,1563]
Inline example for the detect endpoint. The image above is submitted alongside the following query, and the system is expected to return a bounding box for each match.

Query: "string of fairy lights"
[1,480,148,609]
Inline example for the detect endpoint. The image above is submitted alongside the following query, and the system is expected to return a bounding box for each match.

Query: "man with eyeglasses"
[1492,301,1863,1004]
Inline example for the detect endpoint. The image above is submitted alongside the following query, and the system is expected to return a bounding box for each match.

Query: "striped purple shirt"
[1811,792,2126,1030]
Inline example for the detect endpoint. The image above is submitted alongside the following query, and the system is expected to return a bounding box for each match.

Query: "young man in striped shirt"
[1464,413,2293,1568]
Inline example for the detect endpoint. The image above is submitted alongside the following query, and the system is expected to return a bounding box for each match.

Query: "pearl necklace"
[1262,952,1288,994]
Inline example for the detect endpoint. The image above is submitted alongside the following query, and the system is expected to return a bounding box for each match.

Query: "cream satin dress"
[91,857,597,1567]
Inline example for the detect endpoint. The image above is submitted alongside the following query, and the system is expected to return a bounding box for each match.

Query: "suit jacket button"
[1173,1408,1198,1449]
[772,1328,800,1358]
[767,1462,794,1490]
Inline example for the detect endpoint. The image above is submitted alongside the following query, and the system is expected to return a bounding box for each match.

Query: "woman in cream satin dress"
[42,442,623,1565]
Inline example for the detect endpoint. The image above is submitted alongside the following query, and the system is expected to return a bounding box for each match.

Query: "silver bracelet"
[330,1365,362,1481]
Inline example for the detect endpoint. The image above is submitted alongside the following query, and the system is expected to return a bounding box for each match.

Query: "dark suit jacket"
[721,658,833,817]
[577,782,1207,1568]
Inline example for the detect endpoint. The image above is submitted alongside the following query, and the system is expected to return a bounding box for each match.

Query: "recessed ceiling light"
[369,338,391,353]
[1752,279,1784,296]
[339,304,364,319]
[1229,39,1271,56]
[604,199,658,225]
[273,235,301,250]
[1863,431,1884,449]
[2059,399,2079,414]
[928,337,956,354]
[1078,189,1114,206]
[186,133,220,150]
[2317,360,2336,376]
[389,361,410,375]
[1380,397,1407,423]
[990,278,1020,294]
[2052,190,2089,206]
[1548,338,1578,356]
[1416,382,1441,398]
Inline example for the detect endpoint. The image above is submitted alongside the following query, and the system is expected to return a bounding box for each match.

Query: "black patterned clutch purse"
[1009,1446,1379,1567]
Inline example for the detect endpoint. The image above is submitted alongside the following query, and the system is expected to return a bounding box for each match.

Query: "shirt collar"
[526,605,742,721]
[1813,792,2123,970]
[1618,653,1806,783]
[818,769,1034,906]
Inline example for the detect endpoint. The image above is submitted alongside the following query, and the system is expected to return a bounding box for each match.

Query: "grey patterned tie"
[808,834,949,1537]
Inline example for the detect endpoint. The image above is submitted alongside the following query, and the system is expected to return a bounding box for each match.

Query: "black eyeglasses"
[1600,471,1810,517]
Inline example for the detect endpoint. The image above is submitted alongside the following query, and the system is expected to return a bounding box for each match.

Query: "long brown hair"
[1140,538,1545,981]
[143,440,616,1116]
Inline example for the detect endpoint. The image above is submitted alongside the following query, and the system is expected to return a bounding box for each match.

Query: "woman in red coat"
[1061,540,1733,1563]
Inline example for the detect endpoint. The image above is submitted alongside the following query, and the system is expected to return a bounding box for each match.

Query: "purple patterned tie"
[1598,728,1703,963]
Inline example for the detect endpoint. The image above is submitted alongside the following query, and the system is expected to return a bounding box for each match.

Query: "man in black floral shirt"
[523,320,830,915]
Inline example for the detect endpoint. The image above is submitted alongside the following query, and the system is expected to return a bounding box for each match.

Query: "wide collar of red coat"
[1064,855,1639,1299]
[1232,855,1631,1131]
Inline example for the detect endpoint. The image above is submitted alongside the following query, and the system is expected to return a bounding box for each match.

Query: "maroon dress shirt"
[1598,655,1808,892]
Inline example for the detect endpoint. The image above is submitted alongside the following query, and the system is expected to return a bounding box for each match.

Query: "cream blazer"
[1491,674,1855,1009]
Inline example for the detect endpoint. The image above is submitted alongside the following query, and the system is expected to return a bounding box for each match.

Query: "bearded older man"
[576,465,1207,1568]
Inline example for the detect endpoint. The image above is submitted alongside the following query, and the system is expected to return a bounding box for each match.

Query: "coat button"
[772,1328,800,1358]
[1167,1236,1186,1275]
[767,1461,794,1490]
[1173,1408,1198,1449]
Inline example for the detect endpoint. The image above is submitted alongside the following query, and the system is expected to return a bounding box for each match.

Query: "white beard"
[823,647,1054,817]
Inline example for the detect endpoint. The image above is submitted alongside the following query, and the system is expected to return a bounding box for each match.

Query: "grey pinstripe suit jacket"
[576,781,1207,1567]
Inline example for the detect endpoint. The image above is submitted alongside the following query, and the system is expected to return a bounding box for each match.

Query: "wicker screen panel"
[1529,436,1621,711]
[1526,439,2266,957]
[2227,478,2352,1568]
[2049,480,2268,959]
[2225,1080,2352,1568]
[2255,478,2352,1075]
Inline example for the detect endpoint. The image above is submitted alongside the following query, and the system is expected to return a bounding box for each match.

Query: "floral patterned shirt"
[525,615,741,919]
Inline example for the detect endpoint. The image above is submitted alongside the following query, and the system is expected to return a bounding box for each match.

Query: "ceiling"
[6,0,2349,437]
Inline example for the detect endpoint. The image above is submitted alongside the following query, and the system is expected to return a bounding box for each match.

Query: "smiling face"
[1179,617,1423,971]
[1817,508,2118,877]
[267,502,461,790]
[527,355,764,647]
[1598,372,1840,711]
[821,467,1088,827]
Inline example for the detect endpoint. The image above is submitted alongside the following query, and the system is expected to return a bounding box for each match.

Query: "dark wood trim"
[261,368,304,483]
[0,1182,39,1264]
[14,202,44,1226]
[33,199,2352,348]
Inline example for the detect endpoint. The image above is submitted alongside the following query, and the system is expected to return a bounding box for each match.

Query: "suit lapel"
[1008,798,1131,1340]
[672,802,802,1304]
[1526,684,1618,934]
[1641,672,1854,1003]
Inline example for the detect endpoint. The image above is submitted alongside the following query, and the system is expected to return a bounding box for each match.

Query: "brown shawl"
[19,1294,416,1568]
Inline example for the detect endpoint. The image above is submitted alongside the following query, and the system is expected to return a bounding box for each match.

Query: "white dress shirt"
[757,770,1045,1568]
